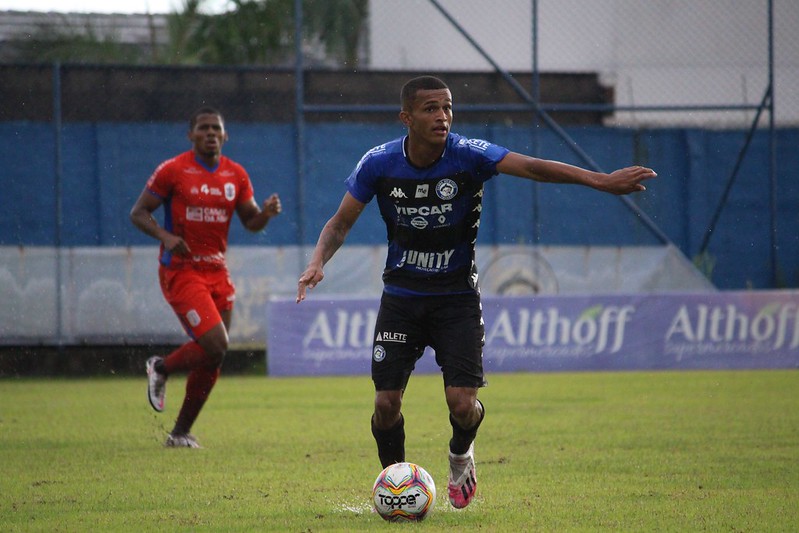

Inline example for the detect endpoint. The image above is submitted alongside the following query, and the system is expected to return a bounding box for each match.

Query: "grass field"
[1,369,797,531]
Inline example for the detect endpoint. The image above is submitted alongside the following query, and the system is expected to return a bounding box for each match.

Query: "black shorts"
[371,291,486,391]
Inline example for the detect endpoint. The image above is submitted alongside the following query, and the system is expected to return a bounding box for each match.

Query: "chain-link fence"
[365,0,796,127]
[1,0,797,346]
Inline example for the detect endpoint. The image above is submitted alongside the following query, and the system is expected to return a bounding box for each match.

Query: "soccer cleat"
[146,356,167,412]
[165,433,201,448]
[448,443,477,509]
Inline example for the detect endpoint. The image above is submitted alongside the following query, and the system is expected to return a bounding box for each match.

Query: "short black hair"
[400,76,449,110]
[189,106,224,130]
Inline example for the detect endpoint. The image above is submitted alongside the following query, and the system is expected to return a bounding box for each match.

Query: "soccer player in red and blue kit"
[296,76,656,508]
[130,107,282,448]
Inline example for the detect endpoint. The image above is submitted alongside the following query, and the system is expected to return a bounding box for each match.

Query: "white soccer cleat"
[448,443,477,509]
[146,356,167,412]
[164,433,201,448]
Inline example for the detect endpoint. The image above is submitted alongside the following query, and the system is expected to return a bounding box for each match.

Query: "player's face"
[402,88,453,146]
[189,113,228,158]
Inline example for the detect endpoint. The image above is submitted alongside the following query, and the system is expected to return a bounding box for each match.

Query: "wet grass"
[1,370,797,531]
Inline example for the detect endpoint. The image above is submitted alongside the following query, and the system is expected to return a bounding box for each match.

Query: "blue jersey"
[346,132,510,295]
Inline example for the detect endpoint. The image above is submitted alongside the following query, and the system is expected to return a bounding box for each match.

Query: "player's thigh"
[428,292,485,389]
[159,268,224,340]
[371,293,427,392]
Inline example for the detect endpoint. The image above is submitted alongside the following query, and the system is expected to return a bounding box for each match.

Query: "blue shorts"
[371,291,486,391]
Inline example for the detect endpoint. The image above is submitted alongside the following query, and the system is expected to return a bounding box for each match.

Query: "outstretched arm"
[296,192,366,303]
[496,152,656,195]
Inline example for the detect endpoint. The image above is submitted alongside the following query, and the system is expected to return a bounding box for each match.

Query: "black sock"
[449,399,485,455]
[371,414,405,468]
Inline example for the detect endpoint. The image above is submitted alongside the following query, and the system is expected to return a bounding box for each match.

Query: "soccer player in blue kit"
[296,75,656,509]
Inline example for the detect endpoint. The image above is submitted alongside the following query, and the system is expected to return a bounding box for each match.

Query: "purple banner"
[267,291,799,376]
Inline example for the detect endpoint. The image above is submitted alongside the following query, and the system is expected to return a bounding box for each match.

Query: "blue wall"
[1,121,796,289]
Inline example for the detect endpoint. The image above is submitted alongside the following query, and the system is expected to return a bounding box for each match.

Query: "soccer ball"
[372,462,436,522]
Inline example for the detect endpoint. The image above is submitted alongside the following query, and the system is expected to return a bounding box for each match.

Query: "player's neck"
[194,151,221,170]
[405,136,445,168]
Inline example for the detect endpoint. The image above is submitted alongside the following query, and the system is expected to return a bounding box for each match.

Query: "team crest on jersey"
[373,345,386,362]
[224,182,236,201]
[436,179,458,200]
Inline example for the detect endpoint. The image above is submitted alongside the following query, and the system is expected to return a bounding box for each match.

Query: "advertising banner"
[267,292,799,376]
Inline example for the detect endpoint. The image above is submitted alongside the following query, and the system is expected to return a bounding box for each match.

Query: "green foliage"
[12,14,156,64]
[1,370,797,530]
[15,0,369,66]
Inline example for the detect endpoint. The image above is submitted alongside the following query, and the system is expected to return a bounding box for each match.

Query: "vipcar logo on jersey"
[435,179,458,200]
[224,183,236,201]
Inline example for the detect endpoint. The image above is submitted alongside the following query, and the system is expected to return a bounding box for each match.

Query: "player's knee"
[446,393,478,421]
[205,349,226,368]
[374,392,402,419]
[199,327,228,367]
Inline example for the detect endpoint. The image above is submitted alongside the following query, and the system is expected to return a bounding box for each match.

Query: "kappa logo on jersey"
[415,184,429,198]
[375,331,407,343]
[435,179,458,200]
[390,187,408,198]
[224,182,236,201]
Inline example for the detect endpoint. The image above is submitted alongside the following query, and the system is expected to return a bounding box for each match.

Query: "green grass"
[1,370,798,531]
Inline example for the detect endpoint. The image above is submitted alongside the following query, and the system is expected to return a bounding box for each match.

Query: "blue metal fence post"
[768,0,778,286]
[294,0,307,249]
[53,61,64,346]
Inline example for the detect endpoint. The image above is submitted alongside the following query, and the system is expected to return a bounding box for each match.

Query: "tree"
[175,0,368,67]
[9,0,369,67]
[11,13,158,64]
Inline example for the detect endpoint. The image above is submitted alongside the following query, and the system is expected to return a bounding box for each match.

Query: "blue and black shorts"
[371,291,486,391]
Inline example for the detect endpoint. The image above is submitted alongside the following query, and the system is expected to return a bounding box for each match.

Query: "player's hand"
[163,234,190,255]
[603,166,657,195]
[296,264,324,303]
[263,193,282,218]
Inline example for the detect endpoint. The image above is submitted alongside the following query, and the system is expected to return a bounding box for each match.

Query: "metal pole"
[53,62,64,346]
[294,0,307,249]
[531,0,541,246]
[767,0,778,287]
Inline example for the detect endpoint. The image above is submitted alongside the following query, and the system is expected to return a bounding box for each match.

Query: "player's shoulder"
[449,132,495,154]
[353,136,403,174]
[363,137,404,160]
[151,151,190,178]
[219,155,247,175]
